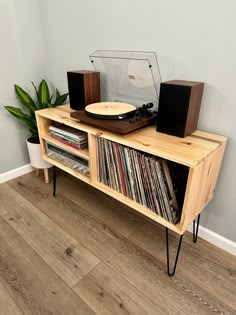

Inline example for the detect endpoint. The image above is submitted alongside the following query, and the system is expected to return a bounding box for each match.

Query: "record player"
[70,50,162,134]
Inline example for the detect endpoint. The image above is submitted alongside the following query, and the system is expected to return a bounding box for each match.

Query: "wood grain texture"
[70,109,158,134]
[42,133,90,160]
[104,235,235,315]
[73,262,166,315]
[0,279,22,315]
[129,222,236,311]
[7,173,135,262]
[54,171,182,234]
[35,114,53,158]
[157,80,204,137]
[36,104,227,235]
[180,140,227,231]
[92,180,183,234]
[67,70,100,110]
[59,173,146,237]
[36,105,226,167]
[0,183,100,287]
[8,171,144,239]
[88,134,98,182]
[41,154,91,185]
[3,173,235,315]
[180,162,205,231]
[0,217,94,315]
[85,102,136,115]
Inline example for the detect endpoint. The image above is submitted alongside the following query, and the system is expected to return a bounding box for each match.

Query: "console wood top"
[36,105,227,168]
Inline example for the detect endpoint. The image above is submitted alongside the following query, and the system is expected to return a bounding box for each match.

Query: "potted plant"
[5,79,68,180]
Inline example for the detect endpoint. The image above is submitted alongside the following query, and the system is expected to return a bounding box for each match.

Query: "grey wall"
[0,0,46,173]
[1,0,235,242]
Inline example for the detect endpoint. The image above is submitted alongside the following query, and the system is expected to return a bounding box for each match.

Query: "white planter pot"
[26,136,51,169]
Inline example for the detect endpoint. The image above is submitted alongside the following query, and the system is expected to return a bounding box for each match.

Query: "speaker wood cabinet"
[67,70,100,110]
[36,104,227,235]
[157,80,204,137]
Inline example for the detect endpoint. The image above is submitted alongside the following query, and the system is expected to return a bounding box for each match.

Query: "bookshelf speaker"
[156,80,204,137]
[67,70,100,110]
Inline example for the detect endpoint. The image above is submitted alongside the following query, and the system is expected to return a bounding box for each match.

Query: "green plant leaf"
[31,81,39,100]
[25,120,38,136]
[46,102,54,108]
[5,106,38,136]
[53,93,69,106]
[27,123,38,137]
[31,81,43,109]
[38,79,50,108]
[49,95,54,103]
[5,80,67,138]
[5,106,32,122]
[55,88,61,100]
[14,85,37,112]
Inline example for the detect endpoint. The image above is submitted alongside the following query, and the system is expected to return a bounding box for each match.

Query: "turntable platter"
[85,102,136,119]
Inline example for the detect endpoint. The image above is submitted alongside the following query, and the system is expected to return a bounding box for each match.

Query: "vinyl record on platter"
[85,102,136,120]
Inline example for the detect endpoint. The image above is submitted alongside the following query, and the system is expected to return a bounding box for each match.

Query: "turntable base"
[70,109,158,134]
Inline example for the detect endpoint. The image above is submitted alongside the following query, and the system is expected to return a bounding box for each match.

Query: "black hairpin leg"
[53,165,57,197]
[166,228,183,276]
[193,214,201,243]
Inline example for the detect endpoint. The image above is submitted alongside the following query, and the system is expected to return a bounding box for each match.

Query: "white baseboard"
[0,164,33,184]
[188,224,236,256]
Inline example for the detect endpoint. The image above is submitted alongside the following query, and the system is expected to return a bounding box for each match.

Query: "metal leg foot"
[53,166,57,197]
[193,214,200,243]
[166,228,183,276]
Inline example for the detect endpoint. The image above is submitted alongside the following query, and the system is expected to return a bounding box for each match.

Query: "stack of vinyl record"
[96,138,188,224]
[49,124,88,150]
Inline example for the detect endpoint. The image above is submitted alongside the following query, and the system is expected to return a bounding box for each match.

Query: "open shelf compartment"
[36,105,227,235]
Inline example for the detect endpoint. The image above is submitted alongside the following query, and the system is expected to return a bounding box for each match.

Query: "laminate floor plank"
[8,174,234,314]
[184,229,236,272]
[0,217,94,315]
[7,173,137,261]
[104,234,235,315]
[5,173,236,315]
[60,173,145,237]
[0,183,100,288]
[129,222,236,310]
[0,279,22,315]
[6,178,207,314]
[73,262,166,315]
[9,171,144,238]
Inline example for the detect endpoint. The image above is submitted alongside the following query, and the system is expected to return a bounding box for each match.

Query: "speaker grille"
[67,72,85,110]
[67,71,100,110]
[157,84,191,137]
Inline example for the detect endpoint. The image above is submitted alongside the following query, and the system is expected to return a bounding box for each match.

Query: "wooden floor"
[0,171,235,315]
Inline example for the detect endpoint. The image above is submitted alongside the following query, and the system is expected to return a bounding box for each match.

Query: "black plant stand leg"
[53,165,57,197]
[193,214,201,243]
[166,228,183,276]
